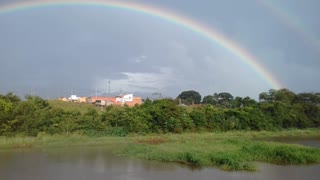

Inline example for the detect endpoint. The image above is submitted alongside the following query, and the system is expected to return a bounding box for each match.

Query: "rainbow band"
[0,0,282,89]
[257,0,320,54]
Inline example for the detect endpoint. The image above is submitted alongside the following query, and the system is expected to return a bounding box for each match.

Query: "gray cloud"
[96,67,176,93]
[0,0,319,99]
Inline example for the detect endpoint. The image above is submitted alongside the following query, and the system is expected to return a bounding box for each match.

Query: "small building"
[89,94,142,107]
[57,97,68,102]
[116,94,142,106]
[68,95,81,102]
[89,96,116,104]
[78,97,87,103]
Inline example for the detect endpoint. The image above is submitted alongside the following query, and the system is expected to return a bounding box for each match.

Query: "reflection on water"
[279,140,320,148]
[263,137,320,148]
[0,145,319,180]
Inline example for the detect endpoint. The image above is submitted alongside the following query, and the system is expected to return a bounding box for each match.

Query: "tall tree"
[259,92,268,102]
[274,88,296,104]
[177,90,201,105]
[242,96,257,107]
[232,97,243,108]
[217,92,234,107]
[202,95,216,105]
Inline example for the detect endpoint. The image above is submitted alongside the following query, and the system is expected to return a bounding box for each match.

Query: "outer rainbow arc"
[0,0,283,89]
[257,0,320,54]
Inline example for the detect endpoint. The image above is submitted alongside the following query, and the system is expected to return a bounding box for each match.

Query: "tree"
[177,90,201,105]
[242,96,257,107]
[202,95,216,105]
[217,92,233,107]
[259,92,268,102]
[274,88,296,104]
[0,92,20,105]
[0,99,13,113]
[268,89,277,102]
[259,89,295,104]
[232,97,243,108]
[148,99,184,133]
[295,92,320,104]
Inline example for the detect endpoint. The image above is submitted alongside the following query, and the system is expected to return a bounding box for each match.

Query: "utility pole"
[108,81,111,96]
[31,88,36,96]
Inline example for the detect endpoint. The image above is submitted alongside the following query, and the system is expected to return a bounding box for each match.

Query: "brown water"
[0,143,320,180]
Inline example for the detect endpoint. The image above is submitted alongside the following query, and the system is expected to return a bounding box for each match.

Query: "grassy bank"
[48,100,102,113]
[122,129,320,171]
[1,129,320,171]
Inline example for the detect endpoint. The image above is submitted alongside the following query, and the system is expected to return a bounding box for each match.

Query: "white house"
[116,94,133,104]
[68,95,80,102]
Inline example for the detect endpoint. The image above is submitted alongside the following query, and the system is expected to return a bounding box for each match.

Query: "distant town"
[58,93,142,107]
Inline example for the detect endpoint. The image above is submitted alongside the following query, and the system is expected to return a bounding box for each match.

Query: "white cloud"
[95,67,176,93]
[129,55,148,64]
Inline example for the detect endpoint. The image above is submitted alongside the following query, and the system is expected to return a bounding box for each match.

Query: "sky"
[0,0,319,99]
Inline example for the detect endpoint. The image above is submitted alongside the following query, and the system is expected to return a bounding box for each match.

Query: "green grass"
[0,133,129,149]
[48,100,103,113]
[1,129,320,171]
[122,129,320,171]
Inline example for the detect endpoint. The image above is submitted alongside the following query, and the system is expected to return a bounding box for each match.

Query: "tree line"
[0,88,319,136]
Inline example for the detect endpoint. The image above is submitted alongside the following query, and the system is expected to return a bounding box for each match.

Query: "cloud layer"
[0,0,319,99]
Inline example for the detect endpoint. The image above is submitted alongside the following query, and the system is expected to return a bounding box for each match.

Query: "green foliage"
[241,141,320,164]
[0,99,13,113]
[189,108,207,128]
[274,88,296,104]
[177,90,201,105]
[147,99,184,133]
[203,105,225,131]
[202,95,216,105]
[121,131,320,171]
[0,88,319,136]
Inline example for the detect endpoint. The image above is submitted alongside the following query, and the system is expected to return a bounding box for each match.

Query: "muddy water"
[0,143,319,180]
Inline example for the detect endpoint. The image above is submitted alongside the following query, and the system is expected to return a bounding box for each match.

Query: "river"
[0,140,319,180]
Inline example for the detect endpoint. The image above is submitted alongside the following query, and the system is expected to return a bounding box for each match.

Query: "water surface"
[0,144,319,180]
[262,136,320,148]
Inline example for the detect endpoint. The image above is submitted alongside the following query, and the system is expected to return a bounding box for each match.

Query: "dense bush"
[0,89,319,136]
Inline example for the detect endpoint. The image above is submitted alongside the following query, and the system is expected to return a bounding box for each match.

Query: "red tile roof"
[89,96,142,106]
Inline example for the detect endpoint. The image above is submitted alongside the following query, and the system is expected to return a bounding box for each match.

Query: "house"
[89,96,116,104]
[88,94,142,107]
[116,94,133,104]
[115,94,142,106]
[57,97,68,102]
[78,97,87,103]
[68,95,80,102]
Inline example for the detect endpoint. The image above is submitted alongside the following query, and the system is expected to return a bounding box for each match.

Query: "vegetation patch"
[121,131,320,171]
[1,90,320,171]
[0,130,319,171]
[12,143,33,148]
[136,136,166,145]
[241,141,320,164]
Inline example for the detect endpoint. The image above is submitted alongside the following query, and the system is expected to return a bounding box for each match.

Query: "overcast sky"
[0,0,319,99]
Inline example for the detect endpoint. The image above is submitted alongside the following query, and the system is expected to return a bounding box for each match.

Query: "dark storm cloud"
[0,0,319,99]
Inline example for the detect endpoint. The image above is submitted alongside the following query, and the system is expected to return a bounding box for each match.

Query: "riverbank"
[1,129,320,171]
